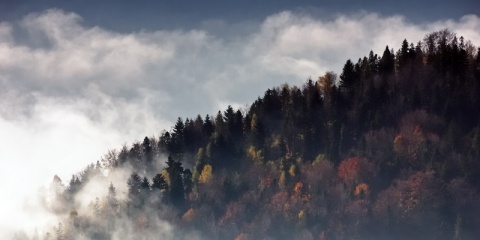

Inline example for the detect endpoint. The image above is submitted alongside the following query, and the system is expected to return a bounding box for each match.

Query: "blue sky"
[0,1,479,238]
[2,0,479,31]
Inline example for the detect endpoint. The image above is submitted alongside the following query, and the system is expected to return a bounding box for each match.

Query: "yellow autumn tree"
[298,210,306,228]
[247,145,264,164]
[193,148,206,181]
[289,165,296,177]
[199,164,213,183]
[161,169,171,188]
[247,145,256,159]
[278,171,286,189]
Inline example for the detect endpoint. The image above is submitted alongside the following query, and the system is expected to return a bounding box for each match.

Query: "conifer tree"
[164,155,186,209]
[127,172,142,208]
[107,182,119,211]
[379,46,395,75]
[142,137,153,174]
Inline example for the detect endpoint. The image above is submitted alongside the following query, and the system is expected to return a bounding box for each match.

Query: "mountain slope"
[32,29,480,240]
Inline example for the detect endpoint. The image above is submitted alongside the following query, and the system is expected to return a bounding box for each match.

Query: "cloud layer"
[0,9,479,238]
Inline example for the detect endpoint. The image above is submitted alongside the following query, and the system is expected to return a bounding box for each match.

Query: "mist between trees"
[13,29,480,240]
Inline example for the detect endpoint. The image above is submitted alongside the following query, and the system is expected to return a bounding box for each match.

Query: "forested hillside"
[31,29,480,240]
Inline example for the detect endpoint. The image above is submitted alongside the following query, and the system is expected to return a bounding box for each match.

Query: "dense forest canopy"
[18,29,480,240]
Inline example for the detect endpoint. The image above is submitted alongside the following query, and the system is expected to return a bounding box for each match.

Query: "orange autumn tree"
[182,208,195,222]
[293,182,303,197]
[293,181,311,202]
[338,157,374,189]
[354,183,370,199]
[235,233,250,240]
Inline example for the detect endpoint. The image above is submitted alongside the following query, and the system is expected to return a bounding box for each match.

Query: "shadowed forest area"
[20,29,480,240]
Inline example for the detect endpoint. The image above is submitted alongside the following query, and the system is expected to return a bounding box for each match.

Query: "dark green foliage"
[140,176,151,201]
[66,175,81,199]
[164,155,188,209]
[379,46,395,76]
[127,142,144,172]
[79,162,102,183]
[339,59,358,99]
[183,169,193,197]
[107,182,118,211]
[142,137,154,175]
[152,173,168,191]
[127,172,143,208]
[117,144,129,166]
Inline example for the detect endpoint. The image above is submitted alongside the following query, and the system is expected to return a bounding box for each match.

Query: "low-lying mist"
[12,152,202,240]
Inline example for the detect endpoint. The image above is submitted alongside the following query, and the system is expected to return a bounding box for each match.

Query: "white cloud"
[0,8,479,238]
[3,10,174,96]
[247,12,480,82]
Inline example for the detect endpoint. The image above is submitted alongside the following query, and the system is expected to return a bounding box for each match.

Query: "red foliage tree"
[337,157,374,188]
[394,110,442,165]
[373,171,444,229]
